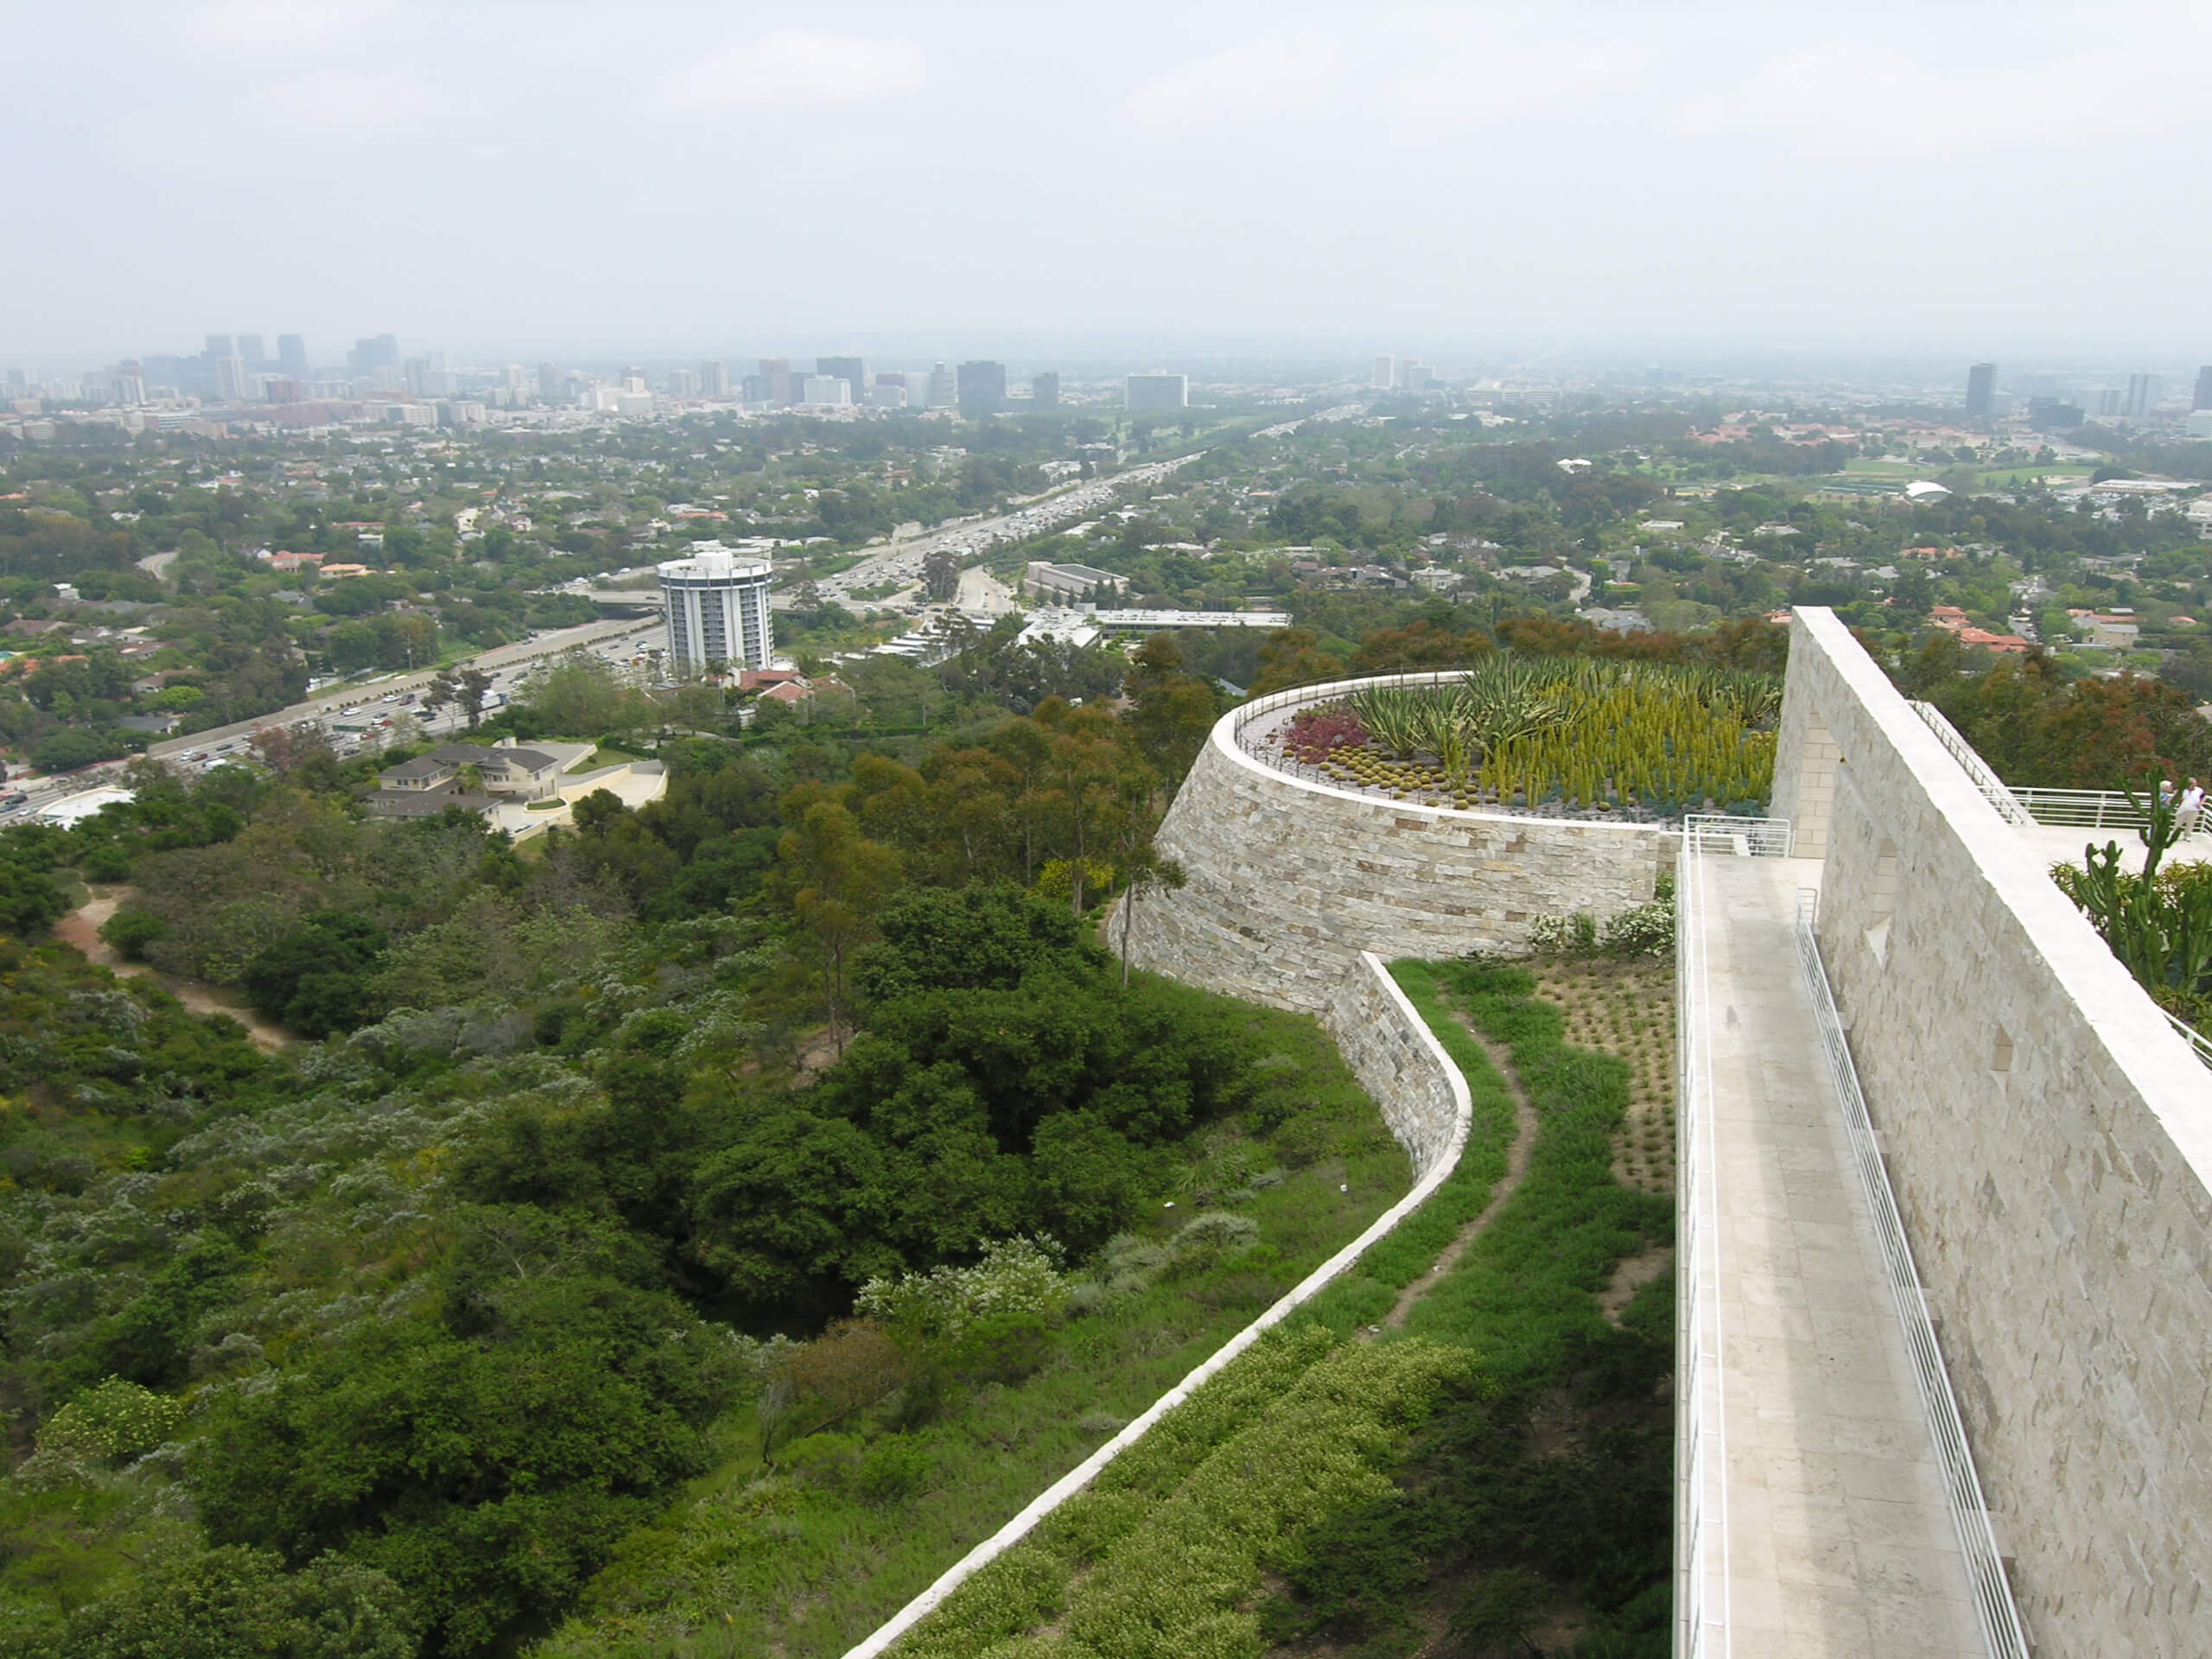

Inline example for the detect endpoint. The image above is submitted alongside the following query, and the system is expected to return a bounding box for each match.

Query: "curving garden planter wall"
[1116,672,1674,1013]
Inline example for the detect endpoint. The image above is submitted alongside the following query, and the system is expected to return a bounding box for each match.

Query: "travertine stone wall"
[1117,680,1670,1013]
[1323,950,1464,1176]
[1783,608,2212,1656]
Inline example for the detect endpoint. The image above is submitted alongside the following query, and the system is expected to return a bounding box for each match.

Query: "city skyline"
[5,3,2210,361]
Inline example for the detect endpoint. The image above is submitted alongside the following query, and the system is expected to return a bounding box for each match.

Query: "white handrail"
[2010,787,2154,831]
[1907,702,2034,826]
[1675,833,1729,1658]
[2161,1007,2212,1072]
[1791,892,2030,1659]
[1681,813,1792,858]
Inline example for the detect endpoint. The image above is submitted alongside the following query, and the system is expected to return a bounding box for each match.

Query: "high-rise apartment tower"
[659,544,774,672]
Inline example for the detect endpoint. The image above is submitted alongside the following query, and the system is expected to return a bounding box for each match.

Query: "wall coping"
[1211,671,1674,840]
[842,950,1472,1659]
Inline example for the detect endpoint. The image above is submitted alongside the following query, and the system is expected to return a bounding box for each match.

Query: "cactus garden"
[1268,656,1781,819]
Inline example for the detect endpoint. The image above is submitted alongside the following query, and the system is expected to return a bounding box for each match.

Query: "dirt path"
[1382,1020,1541,1331]
[54,890,291,1052]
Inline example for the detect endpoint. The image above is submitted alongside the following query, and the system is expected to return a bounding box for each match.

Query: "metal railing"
[2162,1008,2212,1071]
[1908,702,2034,826]
[1791,892,2031,1659]
[2010,787,2153,830]
[1681,813,1793,858]
[1674,830,1727,1659]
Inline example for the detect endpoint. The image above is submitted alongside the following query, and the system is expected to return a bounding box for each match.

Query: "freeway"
[804,453,1206,613]
[139,615,659,765]
[0,615,667,821]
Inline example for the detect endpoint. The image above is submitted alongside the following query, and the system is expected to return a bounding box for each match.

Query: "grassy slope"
[887,956,1678,1659]
[537,996,1411,1659]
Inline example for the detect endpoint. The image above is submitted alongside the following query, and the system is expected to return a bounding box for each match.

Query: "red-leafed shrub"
[1284,706,1367,762]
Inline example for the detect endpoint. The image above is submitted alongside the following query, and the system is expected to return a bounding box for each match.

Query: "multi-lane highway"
[806,453,1205,613]
[4,615,666,819]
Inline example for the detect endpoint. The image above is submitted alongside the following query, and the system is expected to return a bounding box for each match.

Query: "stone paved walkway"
[1694,855,1984,1656]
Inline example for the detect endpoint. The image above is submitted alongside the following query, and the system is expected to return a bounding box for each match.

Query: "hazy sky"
[8,2,2210,366]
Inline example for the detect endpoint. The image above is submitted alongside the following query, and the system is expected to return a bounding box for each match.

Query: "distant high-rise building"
[800,375,851,406]
[348,334,400,377]
[701,359,730,397]
[265,378,308,404]
[1032,371,1060,410]
[277,334,309,380]
[957,360,1007,418]
[868,380,908,409]
[1371,355,1395,390]
[1398,359,1432,392]
[1965,362,1997,421]
[667,368,699,397]
[817,356,864,400]
[2196,366,2212,411]
[214,354,251,401]
[111,362,146,407]
[537,362,563,402]
[760,357,793,404]
[660,544,774,672]
[926,361,956,410]
[237,334,266,369]
[205,334,235,359]
[620,365,647,394]
[2125,372,2159,418]
[1126,372,1188,411]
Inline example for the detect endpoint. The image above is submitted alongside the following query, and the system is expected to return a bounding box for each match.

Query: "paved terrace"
[1684,852,1985,1656]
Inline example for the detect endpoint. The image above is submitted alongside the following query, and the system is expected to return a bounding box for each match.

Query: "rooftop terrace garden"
[1260,656,1779,822]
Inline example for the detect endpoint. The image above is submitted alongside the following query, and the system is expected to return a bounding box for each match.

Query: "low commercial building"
[1023,561,1127,603]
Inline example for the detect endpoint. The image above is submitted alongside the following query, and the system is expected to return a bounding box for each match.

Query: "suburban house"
[368,740,564,819]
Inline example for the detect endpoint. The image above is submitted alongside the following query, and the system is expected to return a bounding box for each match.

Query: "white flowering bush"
[1603,899,1675,957]
[1527,912,1599,953]
[32,1377,184,1471]
[855,1237,1070,1343]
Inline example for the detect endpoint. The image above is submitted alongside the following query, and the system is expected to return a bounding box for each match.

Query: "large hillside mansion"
[366,740,563,818]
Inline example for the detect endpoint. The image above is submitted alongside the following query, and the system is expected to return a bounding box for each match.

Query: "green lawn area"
[566,745,641,772]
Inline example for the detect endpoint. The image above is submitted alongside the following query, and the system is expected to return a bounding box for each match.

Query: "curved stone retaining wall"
[1118,674,1671,1012]
[843,951,1470,1659]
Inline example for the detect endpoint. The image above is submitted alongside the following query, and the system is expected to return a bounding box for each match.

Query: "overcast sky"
[7,1,2210,368]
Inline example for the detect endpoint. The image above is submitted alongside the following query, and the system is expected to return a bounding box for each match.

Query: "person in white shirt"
[2178,778,2204,836]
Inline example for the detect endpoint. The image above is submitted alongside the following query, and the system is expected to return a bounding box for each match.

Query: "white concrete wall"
[1779,607,2212,1655]
[1118,676,1670,1013]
